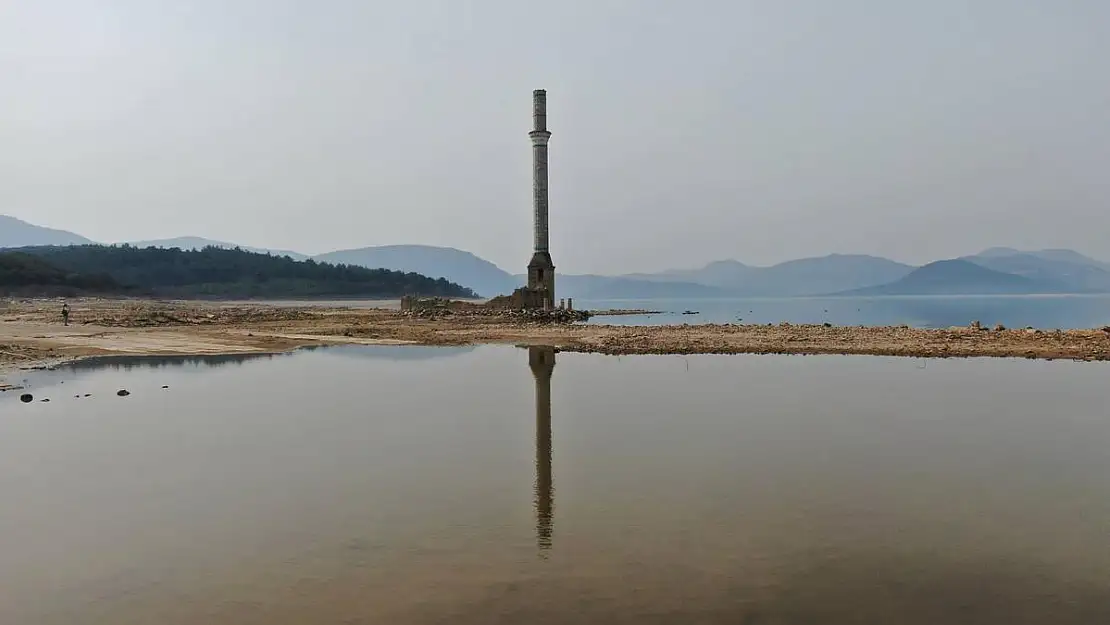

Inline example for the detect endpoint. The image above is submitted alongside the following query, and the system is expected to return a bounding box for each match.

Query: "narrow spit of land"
[2,299,1110,379]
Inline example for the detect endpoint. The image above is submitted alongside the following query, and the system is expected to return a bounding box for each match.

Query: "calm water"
[3,346,1110,624]
[581,294,1110,328]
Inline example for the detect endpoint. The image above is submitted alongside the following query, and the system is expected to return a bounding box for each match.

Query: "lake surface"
[3,346,1110,624]
[582,294,1110,328]
[214,293,1110,329]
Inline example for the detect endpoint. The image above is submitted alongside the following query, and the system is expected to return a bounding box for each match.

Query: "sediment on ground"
[2,299,1110,379]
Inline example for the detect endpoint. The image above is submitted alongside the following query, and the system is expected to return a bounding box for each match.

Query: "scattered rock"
[116,389,131,397]
[591,309,662,317]
[402,306,590,323]
[20,393,33,403]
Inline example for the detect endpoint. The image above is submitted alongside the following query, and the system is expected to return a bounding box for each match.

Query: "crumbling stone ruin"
[399,295,589,323]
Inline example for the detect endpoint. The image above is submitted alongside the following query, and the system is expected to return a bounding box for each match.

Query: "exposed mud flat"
[3,298,1110,379]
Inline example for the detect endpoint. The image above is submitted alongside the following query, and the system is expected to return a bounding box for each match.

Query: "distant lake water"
[581,294,1110,328]
[3,346,1110,623]
[192,294,1110,329]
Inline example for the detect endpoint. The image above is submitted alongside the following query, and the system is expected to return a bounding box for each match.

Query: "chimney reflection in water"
[528,346,555,555]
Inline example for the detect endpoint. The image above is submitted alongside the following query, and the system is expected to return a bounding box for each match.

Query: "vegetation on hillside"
[0,251,121,295]
[2,245,477,298]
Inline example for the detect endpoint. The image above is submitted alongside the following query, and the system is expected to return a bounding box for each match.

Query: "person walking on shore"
[61,302,70,326]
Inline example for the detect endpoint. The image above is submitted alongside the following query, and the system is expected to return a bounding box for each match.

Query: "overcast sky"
[3,1,1109,273]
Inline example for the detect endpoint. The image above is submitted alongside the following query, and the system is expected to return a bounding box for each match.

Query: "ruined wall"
[488,287,547,310]
[400,296,481,313]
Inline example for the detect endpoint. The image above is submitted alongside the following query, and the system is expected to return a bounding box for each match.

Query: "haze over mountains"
[0,215,92,248]
[315,246,728,299]
[843,260,1053,296]
[316,245,519,296]
[630,255,916,296]
[5,215,1110,298]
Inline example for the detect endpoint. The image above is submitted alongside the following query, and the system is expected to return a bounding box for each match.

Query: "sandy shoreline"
[3,298,1110,382]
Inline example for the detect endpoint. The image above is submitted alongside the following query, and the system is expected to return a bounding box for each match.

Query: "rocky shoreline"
[3,299,1110,381]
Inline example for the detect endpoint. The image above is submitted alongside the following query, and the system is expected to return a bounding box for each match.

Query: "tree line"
[0,245,477,299]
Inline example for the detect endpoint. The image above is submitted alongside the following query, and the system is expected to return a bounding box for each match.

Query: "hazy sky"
[3,1,1109,273]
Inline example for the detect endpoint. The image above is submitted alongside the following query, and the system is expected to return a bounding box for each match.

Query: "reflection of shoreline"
[58,345,480,373]
[62,352,286,372]
[529,346,555,555]
[4,345,485,403]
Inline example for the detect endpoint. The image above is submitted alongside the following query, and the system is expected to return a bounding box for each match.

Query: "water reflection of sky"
[2,345,481,404]
[4,346,1110,624]
[57,345,479,373]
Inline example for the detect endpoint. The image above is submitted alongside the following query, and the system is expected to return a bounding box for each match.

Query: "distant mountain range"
[975,246,1110,270]
[315,245,727,298]
[0,215,92,248]
[628,254,915,296]
[5,214,1110,298]
[316,245,519,296]
[963,250,1110,292]
[842,259,1057,296]
[0,218,306,260]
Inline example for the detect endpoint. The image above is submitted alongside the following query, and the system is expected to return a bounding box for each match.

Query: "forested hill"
[2,245,477,298]
[0,251,122,295]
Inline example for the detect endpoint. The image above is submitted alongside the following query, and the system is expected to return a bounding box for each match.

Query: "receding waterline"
[2,345,1109,624]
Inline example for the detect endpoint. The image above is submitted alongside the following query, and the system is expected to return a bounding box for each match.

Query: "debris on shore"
[402,306,590,323]
[398,296,590,323]
[590,309,663,317]
[4,298,1110,365]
